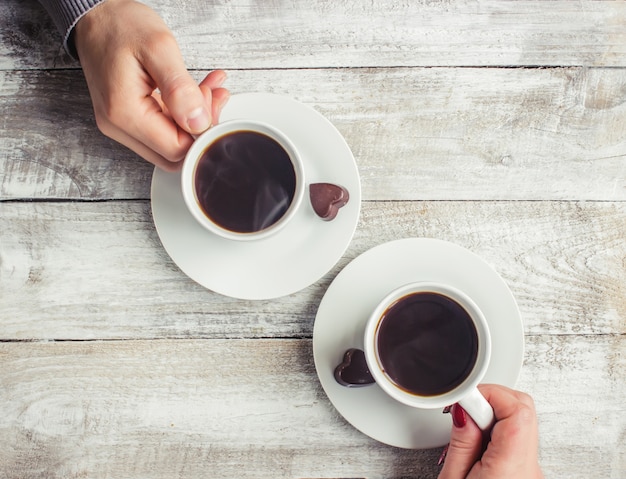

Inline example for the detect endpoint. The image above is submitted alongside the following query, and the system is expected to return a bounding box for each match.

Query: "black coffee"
[194,130,296,233]
[376,292,478,396]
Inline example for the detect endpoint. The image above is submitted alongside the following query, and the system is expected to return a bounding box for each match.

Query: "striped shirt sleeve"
[38,0,106,58]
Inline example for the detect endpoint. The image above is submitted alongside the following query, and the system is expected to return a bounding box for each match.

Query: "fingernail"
[451,403,467,428]
[187,106,211,132]
[437,444,449,466]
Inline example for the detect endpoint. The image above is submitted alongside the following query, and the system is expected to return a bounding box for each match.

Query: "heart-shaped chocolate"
[309,183,349,221]
[334,348,375,388]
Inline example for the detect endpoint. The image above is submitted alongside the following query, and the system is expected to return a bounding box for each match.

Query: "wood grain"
[1,335,623,479]
[2,1,625,478]
[1,200,624,340]
[3,0,626,70]
[2,67,625,201]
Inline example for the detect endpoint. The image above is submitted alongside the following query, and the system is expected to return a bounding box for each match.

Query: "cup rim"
[180,119,305,241]
[363,281,492,409]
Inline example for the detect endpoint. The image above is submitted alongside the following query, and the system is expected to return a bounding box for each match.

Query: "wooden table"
[1,1,625,477]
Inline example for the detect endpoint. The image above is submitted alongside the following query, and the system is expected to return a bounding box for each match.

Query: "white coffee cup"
[181,119,350,241]
[181,119,305,241]
[363,282,495,430]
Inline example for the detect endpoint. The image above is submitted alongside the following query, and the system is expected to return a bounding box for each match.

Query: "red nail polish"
[437,444,449,466]
[451,403,467,428]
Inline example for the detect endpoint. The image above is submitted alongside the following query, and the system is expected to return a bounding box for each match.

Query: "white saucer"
[313,238,524,449]
[151,93,361,300]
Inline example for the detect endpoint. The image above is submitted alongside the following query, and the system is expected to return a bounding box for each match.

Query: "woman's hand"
[74,0,229,171]
[439,384,544,479]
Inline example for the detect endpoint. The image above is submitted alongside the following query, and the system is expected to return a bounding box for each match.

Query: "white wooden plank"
[1,200,624,340]
[2,67,625,201]
[167,0,626,69]
[517,334,626,479]
[0,0,74,70]
[0,335,623,478]
[3,1,626,70]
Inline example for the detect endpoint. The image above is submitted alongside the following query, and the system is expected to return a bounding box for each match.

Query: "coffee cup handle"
[458,387,496,431]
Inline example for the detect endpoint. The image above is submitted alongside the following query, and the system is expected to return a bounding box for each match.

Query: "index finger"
[132,93,195,162]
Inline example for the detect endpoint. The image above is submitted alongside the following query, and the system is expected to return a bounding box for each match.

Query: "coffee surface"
[194,130,296,233]
[376,292,478,396]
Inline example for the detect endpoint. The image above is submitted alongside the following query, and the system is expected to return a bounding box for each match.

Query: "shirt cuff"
[38,0,106,59]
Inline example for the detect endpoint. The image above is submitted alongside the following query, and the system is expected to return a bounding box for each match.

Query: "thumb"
[141,35,212,134]
[438,404,484,479]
